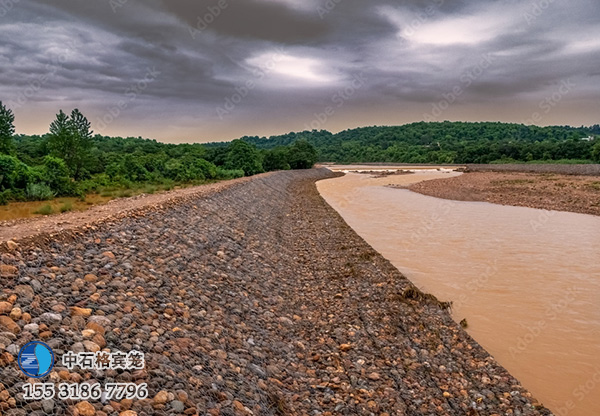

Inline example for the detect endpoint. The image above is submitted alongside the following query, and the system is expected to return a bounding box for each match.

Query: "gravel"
[0,169,552,415]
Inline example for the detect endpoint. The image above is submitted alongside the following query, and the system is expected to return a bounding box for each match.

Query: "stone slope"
[0,169,552,415]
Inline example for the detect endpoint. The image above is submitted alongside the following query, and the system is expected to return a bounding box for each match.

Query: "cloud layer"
[1,0,598,142]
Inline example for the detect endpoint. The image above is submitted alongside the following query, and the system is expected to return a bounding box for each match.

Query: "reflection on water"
[318,171,600,416]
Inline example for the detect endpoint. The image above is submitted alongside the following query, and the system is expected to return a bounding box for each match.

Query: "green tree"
[47,109,93,179]
[42,156,75,196]
[0,101,15,155]
[225,140,263,176]
[288,139,318,169]
[0,155,31,190]
[592,141,600,162]
[263,147,291,171]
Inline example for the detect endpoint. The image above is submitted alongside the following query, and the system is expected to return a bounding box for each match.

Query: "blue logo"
[18,341,55,378]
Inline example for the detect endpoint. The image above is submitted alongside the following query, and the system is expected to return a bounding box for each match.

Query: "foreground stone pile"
[0,169,551,415]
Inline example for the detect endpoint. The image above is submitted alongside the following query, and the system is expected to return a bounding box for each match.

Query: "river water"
[317,169,600,416]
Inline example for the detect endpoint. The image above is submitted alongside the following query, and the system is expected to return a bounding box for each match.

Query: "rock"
[23,323,39,334]
[154,390,169,405]
[0,302,12,315]
[14,285,34,301]
[71,342,85,354]
[171,400,185,413]
[76,401,96,416]
[233,400,245,411]
[82,329,96,338]
[0,351,14,366]
[0,316,20,334]
[41,399,54,413]
[86,322,106,335]
[9,308,21,321]
[339,344,352,352]
[70,307,93,317]
[119,412,137,416]
[0,264,17,277]
[5,241,18,251]
[368,372,381,381]
[102,251,115,260]
[82,340,101,352]
[88,315,111,327]
[40,313,62,325]
[84,274,98,283]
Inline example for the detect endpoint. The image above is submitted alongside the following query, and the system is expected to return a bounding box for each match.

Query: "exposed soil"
[409,171,600,217]
[0,169,550,415]
[466,164,600,176]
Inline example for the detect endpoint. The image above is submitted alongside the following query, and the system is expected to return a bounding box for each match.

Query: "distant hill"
[208,122,600,164]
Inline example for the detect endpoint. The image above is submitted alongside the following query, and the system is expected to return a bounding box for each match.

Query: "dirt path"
[409,171,600,216]
[0,169,550,415]
[0,174,268,247]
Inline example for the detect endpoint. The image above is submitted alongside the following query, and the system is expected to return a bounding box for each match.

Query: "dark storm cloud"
[0,0,598,141]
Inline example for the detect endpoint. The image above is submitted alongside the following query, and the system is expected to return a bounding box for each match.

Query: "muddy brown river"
[318,169,600,416]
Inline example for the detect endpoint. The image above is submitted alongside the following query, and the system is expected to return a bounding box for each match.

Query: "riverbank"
[0,169,550,415]
[409,171,600,216]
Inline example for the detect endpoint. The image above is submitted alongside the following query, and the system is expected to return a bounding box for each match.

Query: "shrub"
[43,156,76,196]
[59,202,73,213]
[225,140,263,176]
[215,167,244,180]
[26,183,55,201]
[34,204,54,215]
[0,154,33,190]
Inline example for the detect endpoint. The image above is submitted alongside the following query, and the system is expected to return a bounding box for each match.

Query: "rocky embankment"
[0,169,551,415]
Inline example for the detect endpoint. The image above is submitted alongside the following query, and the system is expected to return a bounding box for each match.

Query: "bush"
[215,167,244,180]
[0,190,9,205]
[288,140,318,170]
[59,202,73,212]
[43,156,76,196]
[26,183,55,201]
[225,140,264,176]
[0,154,33,190]
[34,204,54,215]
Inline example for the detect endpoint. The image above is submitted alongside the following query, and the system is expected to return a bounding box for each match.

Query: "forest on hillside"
[222,122,600,164]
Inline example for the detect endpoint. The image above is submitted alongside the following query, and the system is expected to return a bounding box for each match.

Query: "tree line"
[0,101,318,205]
[222,122,600,164]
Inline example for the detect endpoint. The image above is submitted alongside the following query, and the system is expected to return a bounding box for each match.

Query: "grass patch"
[491,179,535,186]
[586,181,600,191]
[34,204,54,216]
[59,202,73,213]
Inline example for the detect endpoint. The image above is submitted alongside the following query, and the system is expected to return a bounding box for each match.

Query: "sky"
[1,0,599,143]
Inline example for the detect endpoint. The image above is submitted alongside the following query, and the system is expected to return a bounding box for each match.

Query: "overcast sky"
[1,0,599,143]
